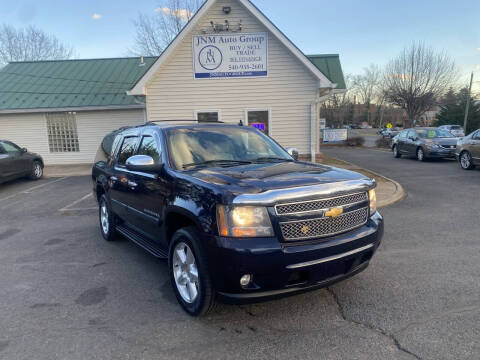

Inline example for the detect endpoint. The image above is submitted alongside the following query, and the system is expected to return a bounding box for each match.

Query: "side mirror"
[285,147,299,161]
[126,155,163,173]
[21,148,28,153]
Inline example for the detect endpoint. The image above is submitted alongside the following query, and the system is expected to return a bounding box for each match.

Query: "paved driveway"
[0,150,478,360]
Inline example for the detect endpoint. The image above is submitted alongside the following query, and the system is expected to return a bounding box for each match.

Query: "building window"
[195,111,219,123]
[46,112,80,153]
[246,110,270,135]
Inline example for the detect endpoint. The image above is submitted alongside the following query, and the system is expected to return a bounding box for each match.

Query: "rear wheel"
[29,161,43,180]
[99,194,117,241]
[417,147,426,162]
[393,145,401,158]
[460,151,475,170]
[168,227,216,316]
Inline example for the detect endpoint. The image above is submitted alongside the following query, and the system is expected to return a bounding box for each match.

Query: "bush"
[345,136,365,147]
[375,137,392,149]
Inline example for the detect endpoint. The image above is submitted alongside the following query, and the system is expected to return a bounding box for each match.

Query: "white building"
[0,0,346,165]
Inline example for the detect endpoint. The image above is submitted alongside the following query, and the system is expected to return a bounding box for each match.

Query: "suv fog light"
[240,274,252,287]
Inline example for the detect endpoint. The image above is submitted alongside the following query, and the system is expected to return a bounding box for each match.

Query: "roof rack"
[145,120,225,126]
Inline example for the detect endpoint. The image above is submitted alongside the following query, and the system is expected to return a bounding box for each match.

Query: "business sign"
[192,32,268,79]
[319,118,326,130]
[323,129,348,143]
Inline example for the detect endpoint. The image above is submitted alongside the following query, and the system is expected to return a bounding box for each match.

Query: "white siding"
[145,0,318,154]
[0,109,144,165]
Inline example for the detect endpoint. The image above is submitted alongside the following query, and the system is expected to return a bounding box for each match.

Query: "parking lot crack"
[326,287,423,360]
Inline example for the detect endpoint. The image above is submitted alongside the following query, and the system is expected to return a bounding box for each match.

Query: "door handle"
[128,180,138,188]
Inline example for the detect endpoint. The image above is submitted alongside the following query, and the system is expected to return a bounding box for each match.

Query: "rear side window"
[138,136,161,164]
[117,137,138,165]
[0,144,5,154]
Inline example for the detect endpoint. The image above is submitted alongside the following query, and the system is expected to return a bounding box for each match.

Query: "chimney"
[139,56,145,67]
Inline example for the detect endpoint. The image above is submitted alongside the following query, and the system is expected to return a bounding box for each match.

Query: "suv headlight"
[369,189,377,215]
[217,205,274,237]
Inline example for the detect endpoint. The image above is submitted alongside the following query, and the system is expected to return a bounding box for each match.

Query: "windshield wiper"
[182,159,252,169]
[252,157,294,163]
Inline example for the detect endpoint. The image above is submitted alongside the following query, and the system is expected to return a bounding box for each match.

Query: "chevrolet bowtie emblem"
[301,225,310,235]
[324,207,343,218]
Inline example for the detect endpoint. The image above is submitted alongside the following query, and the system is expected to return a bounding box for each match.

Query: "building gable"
[129,0,334,95]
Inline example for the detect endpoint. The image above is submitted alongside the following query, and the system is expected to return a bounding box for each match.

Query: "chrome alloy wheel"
[34,163,42,178]
[460,152,471,169]
[417,148,424,161]
[172,242,199,304]
[100,201,109,235]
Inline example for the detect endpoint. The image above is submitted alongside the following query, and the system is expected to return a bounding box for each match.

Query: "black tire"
[393,145,401,158]
[168,227,216,316]
[29,161,43,180]
[99,194,117,241]
[459,151,475,170]
[417,147,426,162]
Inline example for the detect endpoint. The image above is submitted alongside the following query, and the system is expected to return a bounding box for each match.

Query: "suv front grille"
[275,192,368,215]
[279,207,369,241]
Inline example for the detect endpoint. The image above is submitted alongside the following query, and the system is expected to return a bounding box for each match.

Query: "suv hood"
[188,161,369,194]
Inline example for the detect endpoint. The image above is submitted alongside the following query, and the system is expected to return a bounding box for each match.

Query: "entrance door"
[246,110,270,136]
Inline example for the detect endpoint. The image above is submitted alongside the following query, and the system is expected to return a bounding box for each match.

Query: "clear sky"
[1,0,479,91]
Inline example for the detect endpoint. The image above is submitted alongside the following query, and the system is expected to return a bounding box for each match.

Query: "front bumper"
[207,212,384,303]
[424,147,456,158]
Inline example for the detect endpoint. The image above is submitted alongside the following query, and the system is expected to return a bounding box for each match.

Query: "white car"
[438,125,465,138]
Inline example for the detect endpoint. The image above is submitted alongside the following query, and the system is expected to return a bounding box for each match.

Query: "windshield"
[165,127,292,170]
[417,129,454,139]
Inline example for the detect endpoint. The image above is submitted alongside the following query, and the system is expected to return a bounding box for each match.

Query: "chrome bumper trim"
[286,243,375,270]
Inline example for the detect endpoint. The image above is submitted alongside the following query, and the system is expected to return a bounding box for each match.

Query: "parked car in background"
[438,125,465,138]
[0,140,44,183]
[456,129,480,170]
[92,122,383,316]
[392,128,457,161]
[381,129,398,138]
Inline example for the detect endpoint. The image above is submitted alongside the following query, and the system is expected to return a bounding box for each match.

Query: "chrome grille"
[280,207,368,241]
[275,192,368,215]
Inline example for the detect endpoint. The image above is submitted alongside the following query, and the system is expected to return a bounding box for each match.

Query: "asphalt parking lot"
[0,149,479,360]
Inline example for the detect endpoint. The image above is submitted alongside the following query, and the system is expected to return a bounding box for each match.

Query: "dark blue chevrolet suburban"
[92,122,383,316]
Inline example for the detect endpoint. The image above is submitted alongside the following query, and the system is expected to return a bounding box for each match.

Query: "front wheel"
[99,194,117,241]
[29,161,43,180]
[168,227,216,316]
[417,147,426,162]
[460,151,475,170]
[393,145,401,158]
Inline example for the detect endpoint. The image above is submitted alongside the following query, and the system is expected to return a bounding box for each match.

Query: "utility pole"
[463,72,474,131]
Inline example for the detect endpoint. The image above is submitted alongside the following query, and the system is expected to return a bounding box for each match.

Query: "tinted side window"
[117,137,138,165]
[0,144,6,154]
[138,136,161,164]
[473,131,480,140]
[2,142,21,153]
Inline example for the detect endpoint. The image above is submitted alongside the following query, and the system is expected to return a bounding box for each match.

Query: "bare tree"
[350,64,383,125]
[131,0,203,56]
[0,24,73,64]
[351,64,382,104]
[321,75,355,128]
[383,43,457,127]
